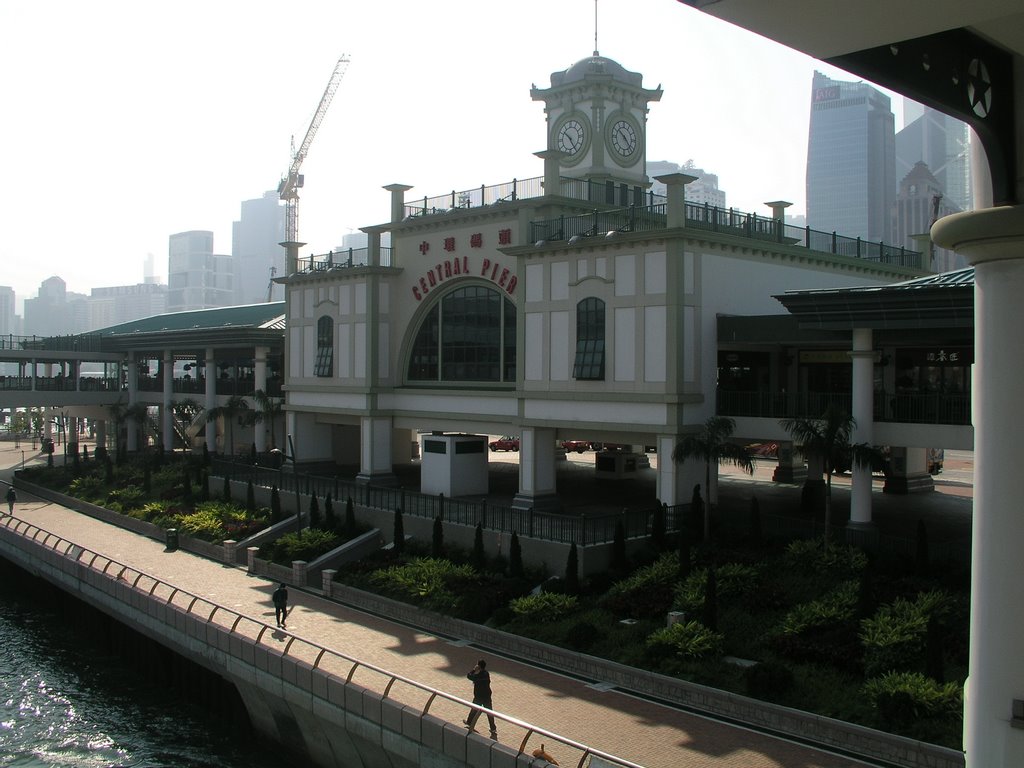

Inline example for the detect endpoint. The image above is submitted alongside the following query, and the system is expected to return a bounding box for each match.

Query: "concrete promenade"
[0,440,967,768]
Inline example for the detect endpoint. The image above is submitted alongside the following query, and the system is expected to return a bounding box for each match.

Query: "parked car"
[488,435,520,452]
[560,439,589,453]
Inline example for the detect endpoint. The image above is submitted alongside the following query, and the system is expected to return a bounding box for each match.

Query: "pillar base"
[844,520,880,551]
[883,472,935,494]
[511,492,563,514]
[772,464,807,485]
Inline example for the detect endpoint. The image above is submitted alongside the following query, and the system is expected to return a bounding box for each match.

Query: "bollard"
[165,528,179,552]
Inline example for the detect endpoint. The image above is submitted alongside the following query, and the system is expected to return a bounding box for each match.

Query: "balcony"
[717,390,970,426]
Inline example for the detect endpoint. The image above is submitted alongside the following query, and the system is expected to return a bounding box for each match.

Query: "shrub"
[176,506,226,540]
[431,516,444,557]
[393,507,405,552]
[369,557,476,613]
[324,493,336,531]
[509,531,523,578]
[345,496,356,533]
[860,590,953,678]
[472,523,486,570]
[308,492,321,529]
[646,620,724,660]
[603,552,679,619]
[260,528,341,565]
[246,480,255,512]
[565,542,579,594]
[783,538,868,576]
[68,476,106,502]
[778,580,859,636]
[270,485,281,523]
[106,485,146,511]
[673,562,759,613]
[509,592,579,623]
[564,618,604,651]
[863,671,962,730]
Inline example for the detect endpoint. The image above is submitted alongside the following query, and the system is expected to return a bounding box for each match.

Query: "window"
[573,297,605,380]
[408,285,516,383]
[314,316,333,377]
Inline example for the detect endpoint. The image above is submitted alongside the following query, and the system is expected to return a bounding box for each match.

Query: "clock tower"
[531,54,662,189]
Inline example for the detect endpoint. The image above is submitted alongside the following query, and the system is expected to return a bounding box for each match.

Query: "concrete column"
[365,229,381,267]
[512,427,559,513]
[772,441,807,484]
[94,420,106,455]
[933,204,1024,766]
[254,346,268,453]
[205,347,217,453]
[357,415,397,486]
[654,173,698,228]
[654,434,702,506]
[534,149,564,198]
[849,328,874,528]
[384,184,413,224]
[162,350,173,453]
[126,354,138,452]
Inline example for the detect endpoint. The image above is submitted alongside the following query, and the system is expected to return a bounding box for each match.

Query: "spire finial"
[593,0,599,56]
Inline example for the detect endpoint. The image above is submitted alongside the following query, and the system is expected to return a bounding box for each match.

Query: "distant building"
[806,70,895,243]
[648,160,727,207]
[0,286,15,336]
[232,191,286,305]
[891,161,964,272]
[23,276,87,337]
[896,102,972,214]
[167,231,233,312]
[88,282,168,331]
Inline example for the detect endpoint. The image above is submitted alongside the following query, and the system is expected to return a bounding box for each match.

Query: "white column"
[654,434,702,506]
[254,345,268,453]
[205,347,217,452]
[357,415,397,485]
[162,350,173,453]
[126,354,138,452]
[849,328,874,527]
[933,204,1024,766]
[512,427,559,512]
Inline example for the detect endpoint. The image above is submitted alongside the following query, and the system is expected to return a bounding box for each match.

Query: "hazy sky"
[0,0,908,307]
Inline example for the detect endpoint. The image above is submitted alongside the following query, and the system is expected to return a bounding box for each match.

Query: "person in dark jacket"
[5,486,15,515]
[272,582,288,628]
[463,659,497,738]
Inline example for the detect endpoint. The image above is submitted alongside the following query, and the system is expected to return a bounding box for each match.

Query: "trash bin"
[166,528,179,552]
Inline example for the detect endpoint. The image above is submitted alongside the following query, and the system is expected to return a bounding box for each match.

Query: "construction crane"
[266,266,277,303]
[278,54,351,250]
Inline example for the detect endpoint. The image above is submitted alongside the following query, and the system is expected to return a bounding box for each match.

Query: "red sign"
[412,256,517,301]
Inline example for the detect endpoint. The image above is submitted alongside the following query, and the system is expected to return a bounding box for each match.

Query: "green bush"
[68,475,106,502]
[602,552,679,619]
[509,592,579,623]
[860,590,953,678]
[176,507,226,540]
[261,528,341,564]
[779,580,859,636]
[106,485,146,511]
[369,557,475,612]
[863,671,962,729]
[646,620,724,660]
[673,562,759,613]
[564,618,604,651]
[783,538,868,576]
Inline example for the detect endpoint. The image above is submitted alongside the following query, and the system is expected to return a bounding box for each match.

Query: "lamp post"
[21,450,25,471]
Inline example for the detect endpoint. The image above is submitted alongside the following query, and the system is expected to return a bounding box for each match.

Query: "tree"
[432,516,445,557]
[345,496,356,534]
[393,507,405,553]
[270,485,282,523]
[651,504,667,551]
[780,404,883,541]
[246,479,256,512]
[324,493,336,531]
[309,492,321,529]
[509,531,523,578]
[206,395,250,457]
[251,389,284,450]
[672,416,754,541]
[611,519,628,573]
[565,542,580,594]
[472,523,486,571]
[109,400,150,460]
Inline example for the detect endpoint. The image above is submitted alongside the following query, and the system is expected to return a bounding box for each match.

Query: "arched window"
[408,285,516,383]
[573,297,605,380]
[314,316,333,377]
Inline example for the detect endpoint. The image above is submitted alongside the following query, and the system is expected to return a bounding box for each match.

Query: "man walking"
[272,582,288,628]
[464,659,497,739]
[5,486,15,515]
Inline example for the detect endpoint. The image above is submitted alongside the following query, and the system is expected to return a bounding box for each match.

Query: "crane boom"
[279,54,350,245]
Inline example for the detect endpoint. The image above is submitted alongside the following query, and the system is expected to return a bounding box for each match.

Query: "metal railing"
[717,389,971,426]
[403,177,544,219]
[297,246,393,273]
[213,459,684,546]
[0,333,108,353]
[0,513,643,768]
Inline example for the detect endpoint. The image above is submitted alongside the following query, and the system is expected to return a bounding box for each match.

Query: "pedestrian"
[5,486,15,515]
[463,659,497,739]
[272,582,288,628]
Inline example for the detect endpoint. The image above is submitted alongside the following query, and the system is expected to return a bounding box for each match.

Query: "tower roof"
[552,55,642,87]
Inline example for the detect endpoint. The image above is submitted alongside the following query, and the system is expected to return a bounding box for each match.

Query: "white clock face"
[557,119,585,155]
[610,119,638,158]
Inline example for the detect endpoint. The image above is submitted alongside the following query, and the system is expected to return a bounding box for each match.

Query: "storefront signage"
[412,256,517,301]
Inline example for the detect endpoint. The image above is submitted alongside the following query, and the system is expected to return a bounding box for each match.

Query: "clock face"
[610,119,638,158]
[557,119,585,156]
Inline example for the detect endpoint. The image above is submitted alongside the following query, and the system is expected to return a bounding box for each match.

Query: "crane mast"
[278,54,350,258]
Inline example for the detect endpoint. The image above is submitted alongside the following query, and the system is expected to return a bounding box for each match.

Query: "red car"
[561,440,589,453]
[488,435,520,452]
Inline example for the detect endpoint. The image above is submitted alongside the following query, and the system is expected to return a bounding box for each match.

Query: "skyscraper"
[896,102,972,214]
[647,160,727,207]
[167,231,233,313]
[891,161,964,272]
[806,71,895,243]
[232,191,285,305]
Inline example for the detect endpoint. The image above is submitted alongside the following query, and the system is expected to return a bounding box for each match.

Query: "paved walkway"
[0,439,965,768]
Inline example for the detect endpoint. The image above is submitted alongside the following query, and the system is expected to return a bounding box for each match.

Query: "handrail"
[0,513,643,768]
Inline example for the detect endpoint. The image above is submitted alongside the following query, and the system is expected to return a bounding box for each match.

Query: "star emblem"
[966,58,992,118]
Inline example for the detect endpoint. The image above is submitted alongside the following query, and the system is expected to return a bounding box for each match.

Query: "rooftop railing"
[0,334,108,353]
[297,246,393,274]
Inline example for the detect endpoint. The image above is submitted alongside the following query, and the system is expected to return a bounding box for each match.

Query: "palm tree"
[250,389,284,449]
[109,400,151,456]
[779,404,883,541]
[672,416,754,541]
[171,397,202,453]
[206,395,250,456]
